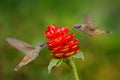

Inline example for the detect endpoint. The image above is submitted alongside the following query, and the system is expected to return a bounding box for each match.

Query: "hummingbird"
[6,38,45,71]
[72,15,112,36]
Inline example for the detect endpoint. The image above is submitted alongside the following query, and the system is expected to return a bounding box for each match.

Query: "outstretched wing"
[6,38,34,56]
[84,14,94,28]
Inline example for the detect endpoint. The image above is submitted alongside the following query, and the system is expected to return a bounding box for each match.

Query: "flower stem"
[66,59,79,80]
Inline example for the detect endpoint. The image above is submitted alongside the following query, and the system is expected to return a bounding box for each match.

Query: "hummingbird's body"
[6,38,45,71]
[72,15,112,36]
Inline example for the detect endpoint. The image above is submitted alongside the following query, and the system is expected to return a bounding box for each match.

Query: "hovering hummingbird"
[72,15,112,36]
[6,38,45,71]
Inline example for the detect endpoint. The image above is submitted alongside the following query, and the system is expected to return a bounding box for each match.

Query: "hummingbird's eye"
[74,25,81,29]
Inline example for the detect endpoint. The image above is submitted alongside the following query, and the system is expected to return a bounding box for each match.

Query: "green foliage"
[48,58,63,74]
[73,51,84,61]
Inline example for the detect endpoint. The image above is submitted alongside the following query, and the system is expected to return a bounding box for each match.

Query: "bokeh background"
[0,0,120,80]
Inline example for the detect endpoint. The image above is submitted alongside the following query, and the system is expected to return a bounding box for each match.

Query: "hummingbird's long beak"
[70,26,75,30]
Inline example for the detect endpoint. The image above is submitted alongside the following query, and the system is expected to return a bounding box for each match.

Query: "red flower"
[44,24,80,58]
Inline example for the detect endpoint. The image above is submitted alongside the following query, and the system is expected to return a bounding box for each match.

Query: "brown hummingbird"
[72,15,112,36]
[6,38,45,71]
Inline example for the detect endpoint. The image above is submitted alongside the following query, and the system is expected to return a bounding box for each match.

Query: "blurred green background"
[0,0,120,80]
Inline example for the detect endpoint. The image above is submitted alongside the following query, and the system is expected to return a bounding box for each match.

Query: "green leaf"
[48,58,63,74]
[73,51,84,61]
[56,58,63,67]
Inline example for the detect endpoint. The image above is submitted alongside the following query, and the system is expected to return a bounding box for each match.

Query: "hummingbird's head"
[39,43,45,48]
[72,24,82,30]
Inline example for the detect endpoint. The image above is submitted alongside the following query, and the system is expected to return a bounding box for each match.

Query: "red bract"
[44,24,80,58]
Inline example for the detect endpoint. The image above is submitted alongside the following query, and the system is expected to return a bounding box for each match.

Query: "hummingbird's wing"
[84,14,94,28]
[6,38,34,57]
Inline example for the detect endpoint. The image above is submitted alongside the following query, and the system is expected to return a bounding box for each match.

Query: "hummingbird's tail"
[14,56,32,71]
[14,61,24,71]
[100,30,112,34]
